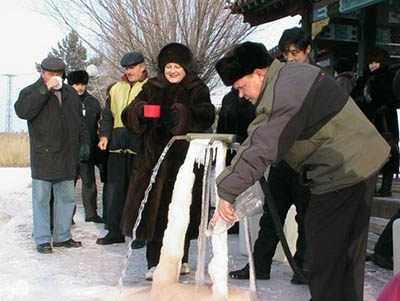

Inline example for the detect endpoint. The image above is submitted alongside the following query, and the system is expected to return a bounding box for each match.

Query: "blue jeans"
[32,178,75,245]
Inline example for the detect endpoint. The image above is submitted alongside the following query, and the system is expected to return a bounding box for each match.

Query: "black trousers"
[305,173,377,301]
[76,160,98,219]
[146,238,191,270]
[105,152,135,235]
[374,208,400,258]
[253,161,310,275]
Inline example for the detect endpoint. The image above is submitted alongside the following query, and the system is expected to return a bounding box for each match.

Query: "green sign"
[339,0,385,13]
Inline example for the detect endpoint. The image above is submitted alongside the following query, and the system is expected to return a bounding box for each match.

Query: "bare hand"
[213,198,236,225]
[98,137,108,150]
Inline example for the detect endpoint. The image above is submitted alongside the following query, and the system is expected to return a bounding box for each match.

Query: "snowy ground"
[0,168,394,300]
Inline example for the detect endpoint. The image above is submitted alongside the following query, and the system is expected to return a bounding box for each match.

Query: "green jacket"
[217,60,390,202]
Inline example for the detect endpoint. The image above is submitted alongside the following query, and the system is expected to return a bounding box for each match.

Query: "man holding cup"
[15,56,90,254]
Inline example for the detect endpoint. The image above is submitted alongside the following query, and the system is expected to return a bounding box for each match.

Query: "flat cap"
[120,51,144,67]
[41,56,66,72]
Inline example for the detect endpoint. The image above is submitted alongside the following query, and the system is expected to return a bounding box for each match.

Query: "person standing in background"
[67,70,104,223]
[15,56,89,254]
[333,57,356,95]
[96,52,148,248]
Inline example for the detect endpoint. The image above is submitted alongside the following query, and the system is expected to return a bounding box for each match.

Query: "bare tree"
[42,0,253,90]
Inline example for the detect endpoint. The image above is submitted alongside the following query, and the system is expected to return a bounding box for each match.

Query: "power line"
[3,74,17,132]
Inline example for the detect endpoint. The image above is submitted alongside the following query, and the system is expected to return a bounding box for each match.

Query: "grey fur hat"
[215,42,273,86]
[157,43,195,74]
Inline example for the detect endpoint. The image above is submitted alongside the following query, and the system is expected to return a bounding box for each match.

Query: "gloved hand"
[79,143,91,163]
[376,105,389,116]
[160,108,179,130]
[137,106,147,123]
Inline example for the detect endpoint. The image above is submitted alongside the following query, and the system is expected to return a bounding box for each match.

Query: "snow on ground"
[0,168,394,300]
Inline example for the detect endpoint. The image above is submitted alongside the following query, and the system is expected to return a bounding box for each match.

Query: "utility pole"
[3,74,16,132]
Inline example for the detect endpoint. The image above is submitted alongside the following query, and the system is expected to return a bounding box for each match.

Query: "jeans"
[32,178,75,245]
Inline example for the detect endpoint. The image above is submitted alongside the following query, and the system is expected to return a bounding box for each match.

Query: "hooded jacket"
[15,77,89,180]
[217,60,390,202]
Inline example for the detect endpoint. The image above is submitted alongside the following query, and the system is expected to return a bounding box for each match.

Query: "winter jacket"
[98,78,147,154]
[121,74,215,240]
[394,69,400,101]
[79,90,106,165]
[15,78,89,180]
[217,60,390,202]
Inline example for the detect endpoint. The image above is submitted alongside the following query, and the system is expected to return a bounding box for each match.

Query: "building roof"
[226,0,335,26]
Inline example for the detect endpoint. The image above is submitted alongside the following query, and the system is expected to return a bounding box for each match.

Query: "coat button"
[45,148,49,152]
[329,175,333,180]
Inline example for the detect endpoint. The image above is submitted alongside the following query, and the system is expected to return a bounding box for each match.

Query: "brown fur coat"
[121,74,215,241]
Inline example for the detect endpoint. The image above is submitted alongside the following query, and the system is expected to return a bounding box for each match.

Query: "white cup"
[52,76,63,90]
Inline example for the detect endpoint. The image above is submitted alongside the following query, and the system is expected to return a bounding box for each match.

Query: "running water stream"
[115,135,255,301]
[117,138,176,294]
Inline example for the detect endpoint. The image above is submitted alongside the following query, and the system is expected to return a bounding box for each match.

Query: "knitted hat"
[215,42,273,86]
[41,56,66,72]
[157,43,195,74]
[120,51,144,67]
[67,70,89,85]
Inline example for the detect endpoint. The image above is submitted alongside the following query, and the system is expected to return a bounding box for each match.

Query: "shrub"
[0,132,30,167]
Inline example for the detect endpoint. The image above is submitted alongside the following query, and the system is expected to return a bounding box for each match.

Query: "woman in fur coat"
[121,43,215,280]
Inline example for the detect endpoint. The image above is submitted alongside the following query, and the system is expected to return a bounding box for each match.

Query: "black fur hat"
[67,70,89,85]
[215,42,273,86]
[158,43,195,74]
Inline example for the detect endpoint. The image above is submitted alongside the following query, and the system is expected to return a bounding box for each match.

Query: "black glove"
[161,108,179,130]
[137,106,147,123]
[79,143,91,163]
[376,105,389,116]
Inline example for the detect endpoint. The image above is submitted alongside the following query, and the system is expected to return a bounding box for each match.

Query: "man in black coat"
[67,70,104,223]
[15,56,90,254]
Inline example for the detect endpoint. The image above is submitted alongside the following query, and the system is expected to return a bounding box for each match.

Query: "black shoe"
[130,240,146,249]
[85,215,104,223]
[229,264,270,280]
[370,253,393,270]
[96,232,125,245]
[36,243,53,254]
[290,271,308,285]
[53,239,82,248]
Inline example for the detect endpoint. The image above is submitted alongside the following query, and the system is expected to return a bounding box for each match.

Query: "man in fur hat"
[96,52,147,247]
[213,41,390,301]
[67,70,104,223]
[15,56,89,254]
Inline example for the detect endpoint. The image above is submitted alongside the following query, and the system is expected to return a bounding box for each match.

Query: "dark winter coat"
[394,69,400,101]
[79,91,106,165]
[216,88,255,165]
[368,66,400,173]
[15,78,89,180]
[121,74,215,241]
